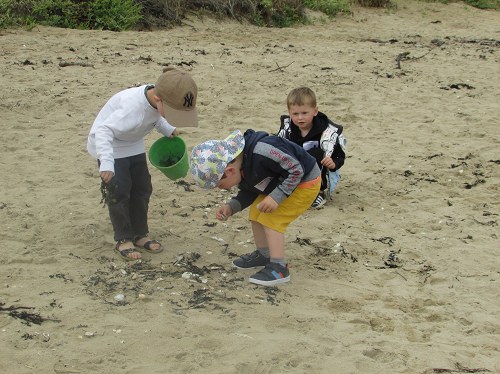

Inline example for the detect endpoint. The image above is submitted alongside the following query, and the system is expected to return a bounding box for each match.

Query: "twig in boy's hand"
[100,181,108,207]
[100,181,116,207]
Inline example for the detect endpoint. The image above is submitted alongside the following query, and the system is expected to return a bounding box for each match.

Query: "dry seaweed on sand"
[82,253,289,311]
[0,302,60,325]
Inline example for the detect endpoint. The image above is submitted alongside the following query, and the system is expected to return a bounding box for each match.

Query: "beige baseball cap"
[155,67,198,127]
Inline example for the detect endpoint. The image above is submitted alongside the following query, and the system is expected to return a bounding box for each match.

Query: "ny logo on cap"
[183,93,195,108]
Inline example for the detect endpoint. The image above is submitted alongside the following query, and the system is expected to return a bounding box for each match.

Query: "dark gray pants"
[100,153,152,242]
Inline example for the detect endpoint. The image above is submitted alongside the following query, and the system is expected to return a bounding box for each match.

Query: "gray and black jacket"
[227,129,320,215]
[277,112,346,192]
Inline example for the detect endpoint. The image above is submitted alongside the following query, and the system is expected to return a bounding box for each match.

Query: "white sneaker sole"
[248,275,290,286]
[311,200,326,209]
[233,262,268,270]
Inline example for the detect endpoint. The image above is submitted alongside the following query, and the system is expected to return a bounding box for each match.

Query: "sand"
[0,1,499,373]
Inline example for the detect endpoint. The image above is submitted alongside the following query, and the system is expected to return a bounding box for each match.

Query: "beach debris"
[21,332,50,341]
[174,179,195,192]
[372,236,395,246]
[138,55,153,62]
[295,237,357,262]
[365,38,399,44]
[431,38,445,46]
[395,49,432,69]
[59,60,94,68]
[384,250,401,268]
[0,302,60,325]
[454,37,500,47]
[181,271,196,280]
[419,264,436,283]
[440,83,475,90]
[395,52,410,69]
[173,252,201,267]
[20,59,35,65]
[23,332,50,341]
[181,271,208,284]
[432,362,491,373]
[263,287,281,306]
[49,273,73,283]
[464,178,485,189]
[269,61,294,72]
[84,251,287,311]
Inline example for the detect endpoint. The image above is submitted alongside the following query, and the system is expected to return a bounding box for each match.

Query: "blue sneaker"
[248,263,290,286]
[233,250,270,269]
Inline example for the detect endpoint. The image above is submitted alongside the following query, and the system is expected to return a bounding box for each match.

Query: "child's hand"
[100,171,114,184]
[321,157,336,170]
[256,196,278,213]
[170,128,179,137]
[216,204,232,221]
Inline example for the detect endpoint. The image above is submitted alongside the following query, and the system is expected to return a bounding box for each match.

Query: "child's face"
[216,164,242,190]
[288,104,318,131]
[155,97,166,117]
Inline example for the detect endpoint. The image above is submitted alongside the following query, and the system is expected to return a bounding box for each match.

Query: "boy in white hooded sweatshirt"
[87,67,198,261]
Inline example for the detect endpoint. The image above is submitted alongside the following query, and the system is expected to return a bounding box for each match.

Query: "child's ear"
[152,94,162,104]
[225,165,234,176]
[313,106,319,116]
[225,165,238,177]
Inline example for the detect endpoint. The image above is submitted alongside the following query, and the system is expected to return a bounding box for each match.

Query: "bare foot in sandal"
[115,240,142,261]
[134,236,163,254]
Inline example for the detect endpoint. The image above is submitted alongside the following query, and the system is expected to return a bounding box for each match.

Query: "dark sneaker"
[248,263,290,286]
[233,250,270,269]
[311,192,326,209]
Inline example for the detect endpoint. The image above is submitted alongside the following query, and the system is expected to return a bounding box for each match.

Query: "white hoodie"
[87,85,176,174]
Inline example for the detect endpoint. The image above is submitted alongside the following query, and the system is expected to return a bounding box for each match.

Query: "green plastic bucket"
[148,136,189,180]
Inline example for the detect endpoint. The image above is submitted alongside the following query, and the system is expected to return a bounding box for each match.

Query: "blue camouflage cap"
[189,130,245,189]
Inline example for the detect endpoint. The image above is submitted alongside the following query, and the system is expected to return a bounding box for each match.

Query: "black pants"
[100,153,152,242]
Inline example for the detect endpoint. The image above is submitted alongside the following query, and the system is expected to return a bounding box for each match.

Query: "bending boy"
[190,129,321,286]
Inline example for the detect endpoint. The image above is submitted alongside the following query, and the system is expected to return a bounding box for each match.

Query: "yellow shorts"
[248,176,321,233]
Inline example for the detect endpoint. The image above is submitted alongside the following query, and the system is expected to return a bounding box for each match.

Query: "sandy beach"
[0,1,499,373]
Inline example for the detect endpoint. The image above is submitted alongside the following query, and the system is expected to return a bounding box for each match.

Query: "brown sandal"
[114,240,141,261]
[134,236,163,254]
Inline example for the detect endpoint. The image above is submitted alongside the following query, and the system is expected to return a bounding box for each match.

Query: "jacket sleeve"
[331,138,346,171]
[95,124,115,173]
[155,116,176,137]
[227,188,260,214]
[261,143,306,205]
[321,123,347,171]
